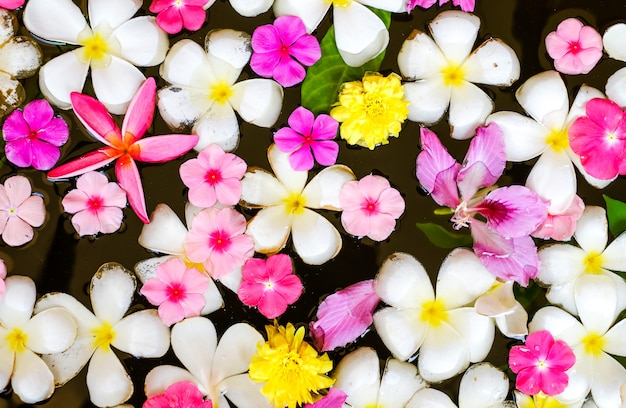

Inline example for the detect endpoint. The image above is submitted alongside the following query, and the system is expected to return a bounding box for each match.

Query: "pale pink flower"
[0,175,45,247]
[149,0,211,35]
[532,194,584,241]
[141,258,209,327]
[184,207,254,279]
[340,175,405,241]
[509,330,576,396]
[303,388,348,408]
[143,381,213,408]
[0,0,24,9]
[0,259,6,298]
[61,172,127,236]
[179,144,247,208]
[407,0,475,12]
[545,18,602,75]
[274,107,339,171]
[251,15,321,87]
[237,254,302,319]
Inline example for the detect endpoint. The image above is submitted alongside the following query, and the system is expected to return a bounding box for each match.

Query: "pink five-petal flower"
[141,258,209,326]
[238,254,303,319]
[509,330,576,396]
[179,144,247,208]
[303,388,348,408]
[149,0,209,34]
[407,0,475,12]
[143,381,213,408]
[569,98,626,180]
[0,0,24,10]
[251,15,321,87]
[309,280,380,351]
[184,206,254,279]
[2,99,69,171]
[274,106,339,171]
[545,18,602,75]
[61,171,127,236]
[0,175,45,247]
[340,175,405,241]
[48,77,199,223]
[0,259,6,299]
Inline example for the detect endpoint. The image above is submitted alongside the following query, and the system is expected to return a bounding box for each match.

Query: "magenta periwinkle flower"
[143,381,213,408]
[250,15,321,87]
[407,0,475,13]
[0,0,24,9]
[545,18,602,75]
[149,0,211,35]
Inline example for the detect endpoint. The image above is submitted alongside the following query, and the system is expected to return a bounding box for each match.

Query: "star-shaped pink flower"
[149,0,211,34]
[0,175,45,247]
[545,18,602,75]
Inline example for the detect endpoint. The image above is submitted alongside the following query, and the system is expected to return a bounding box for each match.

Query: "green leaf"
[301,8,391,114]
[416,222,473,249]
[604,194,626,237]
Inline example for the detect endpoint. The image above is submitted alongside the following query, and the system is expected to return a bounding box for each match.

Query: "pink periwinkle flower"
[179,144,247,208]
[303,388,348,408]
[569,98,626,180]
[339,175,405,241]
[184,206,254,279]
[545,18,602,75]
[532,195,584,241]
[237,254,303,319]
[0,175,45,247]
[509,330,576,396]
[61,171,127,236]
[0,0,24,10]
[141,257,209,326]
[251,15,321,87]
[407,0,475,13]
[0,259,6,298]
[143,381,213,408]
[2,99,69,171]
[309,280,380,351]
[149,0,210,34]
[274,106,339,171]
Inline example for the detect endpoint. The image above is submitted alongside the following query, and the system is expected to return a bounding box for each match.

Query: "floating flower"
[0,0,24,9]
[23,0,168,114]
[144,381,213,408]
[158,30,283,152]
[407,0,476,12]
[249,321,334,408]
[0,175,45,247]
[61,171,127,236]
[303,388,348,408]
[2,99,69,171]
[149,0,214,34]
[602,22,626,64]
[251,16,321,88]
[532,194,585,241]
[330,72,408,150]
[0,259,5,298]
[274,106,339,171]
[48,77,199,223]
[238,254,303,319]
[474,280,529,340]
[513,391,584,408]
[545,18,602,75]
[398,10,519,139]
[240,144,355,265]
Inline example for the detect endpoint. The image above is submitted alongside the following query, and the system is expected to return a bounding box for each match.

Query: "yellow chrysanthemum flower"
[330,72,409,150]
[249,322,334,408]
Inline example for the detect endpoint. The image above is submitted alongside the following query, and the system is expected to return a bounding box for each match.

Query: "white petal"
[272,0,330,32]
[526,149,576,213]
[474,281,517,317]
[537,244,585,286]
[112,16,168,67]
[604,319,626,356]
[245,206,293,255]
[211,323,263,386]
[38,50,89,110]
[528,306,586,346]
[218,374,272,408]
[41,335,95,386]
[429,10,480,64]
[88,0,141,31]
[449,81,494,140]
[138,204,188,256]
[34,292,99,335]
[406,388,456,408]
[397,30,447,80]
[574,274,617,334]
[230,79,283,127]
[302,165,356,210]
[205,29,251,73]
[590,352,626,408]
[447,308,494,363]
[418,322,469,382]
[566,84,605,125]
[292,208,342,265]
[458,363,508,408]
[228,0,273,16]
[545,281,578,315]
[240,169,288,207]
[12,349,55,404]
[603,23,626,62]
[403,79,450,124]
[171,317,217,389]
[574,206,608,253]
[90,263,136,324]
[145,365,200,397]
[436,248,495,309]
[515,70,569,129]
[360,0,406,12]
[92,56,146,115]
[486,111,547,161]
[0,336,14,392]
[373,307,426,361]
[375,252,434,308]
[463,38,520,86]
[557,349,592,405]
[217,264,242,294]
[201,277,225,315]
[333,347,381,407]
[192,102,240,152]
[86,347,133,407]
[25,308,76,354]
[112,310,169,357]
[269,143,308,193]
[334,2,388,67]
[378,358,427,407]
[604,234,626,272]
[0,37,43,79]
[161,39,213,88]
[23,0,86,44]
[606,67,626,108]
[494,302,528,339]
[0,275,36,328]
[157,86,209,133]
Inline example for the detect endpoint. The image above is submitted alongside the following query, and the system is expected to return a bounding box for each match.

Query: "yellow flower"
[330,72,409,150]
[249,322,334,408]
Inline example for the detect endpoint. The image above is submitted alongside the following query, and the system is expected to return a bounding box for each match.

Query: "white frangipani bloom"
[398,10,520,140]
[228,0,273,17]
[23,0,168,114]
[513,391,588,408]
[603,23,626,63]
[474,280,528,340]
[0,276,76,404]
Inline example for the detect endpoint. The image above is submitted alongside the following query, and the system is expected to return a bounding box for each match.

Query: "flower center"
[88,197,103,211]
[326,0,352,6]
[441,63,466,87]
[209,230,231,252]
[174,0,183,6]
[420,299,448,327]
[569,41,581,55]
[581,331,604,356]
[364,200,378,214]
[546,128,569,152]
[265,280,274,290]
[79,32,110,62]
[205,169,222,185]
[184,255,206,273]
[92,322,116,350]
[526,394,567,408]
[365,405,383,408]
[6,327,28,352]
[210,81,234,104]
[27,130,39,140]
[364,93,385,120]
[583,251,604,274]
[283,192,307,215]
[167,282,185,300]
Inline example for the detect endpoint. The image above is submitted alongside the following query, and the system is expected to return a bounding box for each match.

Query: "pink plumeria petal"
[0,0,24,9]
[30,139,62,171]
[2,216,33,247]
[48,147,121,179]
[131,134,199,163]
[70,92,123,148]
[116,155,149,224]
[121,77,156,145]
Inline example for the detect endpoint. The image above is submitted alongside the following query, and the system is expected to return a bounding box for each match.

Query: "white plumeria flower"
[486,71,611,215]
[34,263,170,408]
[372,249,495,382]
[603,23,626,63]
[474,280,528,340]
[273,0,406,67]
[23,0,168,114]
[333,347,427,408]
[398,10,520,140]
[513,391,589,408]
[228,0,273,17]
[0,276,76,404]
[537,206,626,316]
[240,143,355,265]
[157,29,283,152]
[144,316,271,408]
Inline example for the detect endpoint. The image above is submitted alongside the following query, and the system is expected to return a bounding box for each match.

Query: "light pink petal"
[2,216,34,246]
[339,180,363,212]
[141,278,170,305]
[555,18,584,40]
[310,140,339,167]
[341,209,372,238]
[70,92,123,147]
[47,147,120,179]
[289,34,321,66]
[216,150,247,179]
[532,195,584,241]
[121,78,156,145]
[187,182,218,208]
[376,188,405,218]
[95,206,124,234]
[180,6,206,31]
[545,32,572,59]
[30,139,62,171]
[2,109,30,142]
[61,189,90,214]
[5,139,34,168]
[207,233,254,278]
[273,56,306,88]
[179,159,207,189]
[554,53,586,75]
[16,195,45,227]
[288,146,314,171]
[99,182,127,209]
[416,127,460,208]
[116,155,149,223]
[157,300,187,326]
[4,175,32,206]
[213,178,242,206]
[365,213,398,242]
[579,25,603,48]
[131,134,199,163]
[75,171,108,195]
[357,174,391,200]
[22,100,54,131]
[155,6,184,34]
[70,210,102,236]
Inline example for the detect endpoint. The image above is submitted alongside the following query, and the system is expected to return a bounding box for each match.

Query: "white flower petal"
[88,0,141,31]
[373,307,426,361]
[86,347,133,408]
[515,70,569,129]
[360,0,406,12]
[217,265,242,294]
[25,308,76,354]
[245,205,293,255]
[526,149,576,213]
[90,263,136,324]
[590,352,626,408]
[397,30,447,80]
[240,169,288,207]
[464,38,520,86]
[537,244,585,286]
[528,306,587,346]
[201,277,225,315]
[272,0,330,33]
[145,365,200,397]
[403,79,450,124]
[603,23,626,62]
[458,363,508,408]
[0,37,42,80]
[205,29,251,74]
[558,348,592,405]
[378,358,427,407]
[436,248,495,309]
[494,302,528,339]
[334,2,388,67]
[375,252,434,308]
[38,50,89,110]
[228,0,273,16]
[449,81,494,140]
[574,206,608,254]
[418,323,469,382]
[12,349,55,404]
[574,274,617,334]
[171,317,217,389]
[406,388,456,408]
[23,0,87,44]
[0,275,36,328]
[161,40,213,88]
[486,111,547,161]
[112,16,168,67]
[429,10,480,63]
[333,347,381,407]
[447,308,494,362]
[230,79,283,127]
[545,281,578,315]
[41,335,95,386]
[0,335,14,391]
[302,165,356,210]
[604,319,626,356]
[192,102,240,152]
[292,208,342,265]
[112,310,169,357]
[157,86,210,133]
[218,374,272,408]
[474,281,517,317]
[606,67,626,108]
[210,323,262,386]
[139,204,188,256]
[566,84,605,125]
[91,56,145,114]
[34,292,99,335]
[268,143,308,193]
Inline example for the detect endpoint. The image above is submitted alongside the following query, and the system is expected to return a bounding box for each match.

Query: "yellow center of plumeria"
[518,393,567,408]
[210,81,234,104]
[545,128,570,152]
[326,0,352,6]
[583,251,604,274]
[92,322,116,350]
[283,192,307,215]
[6,328,28,353]
[441,63,466,87]
[420,299,448,327]
[79,32,109,62]
[184,255,206,273]
[365,405,383,408]
[581,331,605,356]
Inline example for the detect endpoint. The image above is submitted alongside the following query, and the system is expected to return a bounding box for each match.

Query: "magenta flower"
[340,175,405,241]
[48,77,199,223]
[0,0,24,9]
[149,0,211,35]
[407,0,475,12]
[274,107,339,171]
[250,15,321,87]
[569,98,626,180]
[141,258,209,327]
[61,172,127,236]
[237,254,303,319]
[184,207,254,279]
[2,99,69,171]
[545,18,602,75]
[179,144,247,208]
[509,330,576,396]
[303,388,348,408]
[143,381,213,408]
[0,175,45,247]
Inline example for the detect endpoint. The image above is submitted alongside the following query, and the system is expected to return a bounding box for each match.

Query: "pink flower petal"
[274,127,305,153]
[311,114,338,141]
[16,195,45,228]
[23,99,54,131]
[251,24,282,54]
[376,188,405,218]
[273,56,306,87]
[289,34,321,67]
[303,388,348,408]
[95,206,124,234]
[532,195,584,241]
[555,18,584,41]
[5,139,34,168]
[131,134,199,163]
[149,0,172,13]
[48,147,121,179]
[274,15,307,48]
[180,5,206,31]
[288,106,315,137]
[2,216,34,247]
[4,175,31,206]
[121,77,156,145]
[2,109,30,142]
[144,381,212,408]
[156,7,184,34]
[187,181,218,208]
[310,140,339,167]
[288,146,314,171]
[250,51,281,78]
[158,299,188,326]
[30,139,62,171]
[70,92,123,148]
[70,210,102,236]
[37,117,70,147]
[213,177,242,206]
[61,189,91,214]
[141,279,170,305]
[116,155,149,223]
[365,213,398,242]
[0,0,24,9]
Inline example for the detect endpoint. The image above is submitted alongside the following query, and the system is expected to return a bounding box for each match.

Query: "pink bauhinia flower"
[61,171,127,236]
[143,381,213,408]
[250,15,321,87]
[545,18,602,75]
[407,0,475,12]
[237,254,303,319]
[149,0,212,35]
[274,106,339,171]
[0,259,6,299]
[0,0,24,9]
[339,175,405,241]
[303,388,348,408]
[0,175,45,247]
[48,77,199,223]
[509,330,575,396]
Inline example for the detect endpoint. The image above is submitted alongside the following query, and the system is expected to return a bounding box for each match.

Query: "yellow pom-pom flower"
[249,322,334,408]
[330,72,409,150]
